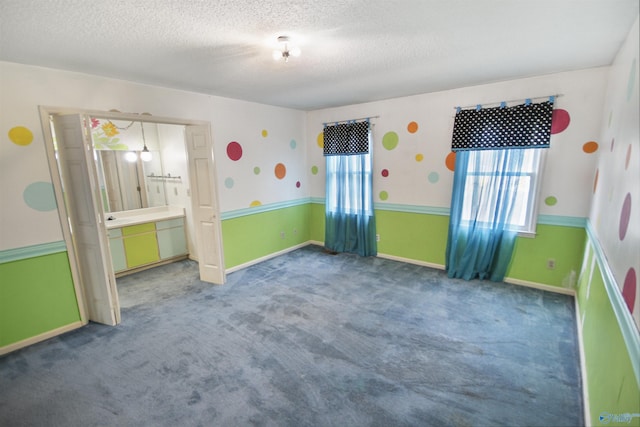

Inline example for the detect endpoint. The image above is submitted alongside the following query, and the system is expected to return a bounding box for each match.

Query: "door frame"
[38,106,225,324]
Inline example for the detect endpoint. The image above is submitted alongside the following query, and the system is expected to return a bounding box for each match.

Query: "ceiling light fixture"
[140,122,152,162]
[272,36,300,63]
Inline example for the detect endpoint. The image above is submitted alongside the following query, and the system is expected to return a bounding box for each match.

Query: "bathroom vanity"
[105,206,188,276]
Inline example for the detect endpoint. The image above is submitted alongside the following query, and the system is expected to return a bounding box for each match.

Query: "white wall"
[306,68,609,220]
[0,61,306,251]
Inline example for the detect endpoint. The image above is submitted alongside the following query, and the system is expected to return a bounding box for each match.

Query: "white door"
[185,124,225,284]
[52,115,121,325]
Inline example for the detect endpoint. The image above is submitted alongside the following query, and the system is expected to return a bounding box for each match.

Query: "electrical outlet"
[280,231,285,239]
[293,229,297,235]
[376,234,380,242]
[547,258,556,270]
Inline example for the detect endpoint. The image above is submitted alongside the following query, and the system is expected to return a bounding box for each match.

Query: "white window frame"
[460,148,546,237]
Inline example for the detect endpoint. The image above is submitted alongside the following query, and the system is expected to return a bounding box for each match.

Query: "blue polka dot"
[23,182,57,211]
[428,172,439,184]
[290,139,297,149]
[224,177,234,189]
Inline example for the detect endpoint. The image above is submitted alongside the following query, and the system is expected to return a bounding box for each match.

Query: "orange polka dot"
[407,121,418,133]
[275,163,286,179]
[582,141,599,153]
[445,152,456,171]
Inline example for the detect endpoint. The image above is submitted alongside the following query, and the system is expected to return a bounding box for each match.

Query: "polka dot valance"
[323,120,370,156]
[451,100,554,151]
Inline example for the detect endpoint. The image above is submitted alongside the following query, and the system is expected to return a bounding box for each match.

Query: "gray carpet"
[1,245,583,426]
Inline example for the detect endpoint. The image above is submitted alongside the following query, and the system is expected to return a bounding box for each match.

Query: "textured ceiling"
[1,0,638,110]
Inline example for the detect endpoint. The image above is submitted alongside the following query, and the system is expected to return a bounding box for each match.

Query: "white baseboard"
[225,242,311,274]
[503,277,576,296]
[0,320,85,356]
[376,252,446,271]
[574,297,592,427]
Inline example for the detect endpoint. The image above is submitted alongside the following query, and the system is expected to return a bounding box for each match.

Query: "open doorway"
[39,107,226,327]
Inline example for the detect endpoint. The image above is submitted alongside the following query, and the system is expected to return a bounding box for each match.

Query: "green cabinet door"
[122,223,159,268]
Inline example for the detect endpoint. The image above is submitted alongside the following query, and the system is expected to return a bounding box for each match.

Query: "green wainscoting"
[222,203,310,269]
[311,201,585,288]
[577,233,640,426]
[508,224,586,288]
[0,250,81,347]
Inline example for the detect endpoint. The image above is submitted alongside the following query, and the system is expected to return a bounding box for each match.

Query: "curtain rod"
[454,94,563,111]
[323,115,379,126]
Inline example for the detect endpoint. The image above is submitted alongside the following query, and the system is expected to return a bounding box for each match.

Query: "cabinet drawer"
[156,217,184,230]
[107,228,122,238]
[122,222,156,236]
[124,233,159,268]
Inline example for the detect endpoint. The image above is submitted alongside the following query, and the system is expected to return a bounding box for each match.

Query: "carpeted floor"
[0,245,583,426]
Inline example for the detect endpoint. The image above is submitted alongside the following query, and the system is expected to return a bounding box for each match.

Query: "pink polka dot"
[551,109,570,134]
[226,141,243,161]
[622,268,637,314]
[296,181,301,188]
[619,193,631,240]
[610,138,615,152]
[625,144,632,170]
[381,169,389,177]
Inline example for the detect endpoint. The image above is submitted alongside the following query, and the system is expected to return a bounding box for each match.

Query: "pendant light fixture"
[140,122,152,162]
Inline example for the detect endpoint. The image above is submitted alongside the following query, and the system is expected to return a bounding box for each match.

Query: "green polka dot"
[290,139,297,149]
[382,132,399,151]
[9,126,34,146]
[23,182,57,211]
[428,172,439,184]
[311,165,319,175]
[379,191,389,201]
[544,196,557,206]
[253,167,261,175]
[224,177,234,189]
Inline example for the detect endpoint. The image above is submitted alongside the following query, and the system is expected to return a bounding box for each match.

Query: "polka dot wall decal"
[250,200,262,207]
[619,192,631,240]
[407,121,418,133]
[290,139,297,149]
[317,132,324,148]
[593,169,599,193]
[379,191,389,201]
[381,169,389,177]
[274,163,286,179]
[261,129,268,138]
[622,268,636,313]
[253,167,261,175]
[226,141,243,161]
[550,109,570,134]
[382,131,399,150]
[296,181,301,188]
[415,154,424,162]
[545,196,558,206]
[582,141,599,153]
[610,138,615,152]
[9,126,34,146]
[224,177,234,189]
[428,172,439,184]
[625,145,632,170]
[311,165,319,175]
[23,182,57,211]
[445,152,456,171]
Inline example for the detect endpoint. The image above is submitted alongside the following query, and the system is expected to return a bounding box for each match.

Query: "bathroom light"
[140,122,152,162]
[125,151,138,162]
[273,36,300,62]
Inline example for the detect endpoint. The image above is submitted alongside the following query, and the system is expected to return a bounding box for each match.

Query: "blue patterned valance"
[451,100,554,151]
[323,120,370,156]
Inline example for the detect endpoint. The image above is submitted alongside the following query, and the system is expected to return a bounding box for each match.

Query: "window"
[325,147,373,215]
[460,148,544,235]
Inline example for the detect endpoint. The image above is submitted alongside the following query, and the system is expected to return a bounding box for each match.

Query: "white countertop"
[104,206,185,229]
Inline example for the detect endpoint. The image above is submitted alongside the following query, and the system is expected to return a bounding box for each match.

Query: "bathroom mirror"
[96,150,167,213]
